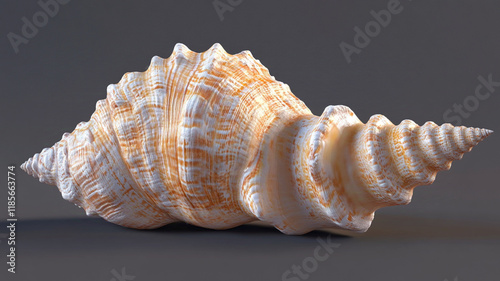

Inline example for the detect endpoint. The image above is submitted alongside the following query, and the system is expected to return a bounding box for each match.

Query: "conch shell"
[21,43,492,234]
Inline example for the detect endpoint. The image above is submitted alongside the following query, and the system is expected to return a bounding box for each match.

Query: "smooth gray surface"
[1,1,499,280]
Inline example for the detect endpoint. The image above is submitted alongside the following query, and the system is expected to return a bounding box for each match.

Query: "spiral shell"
[21,43,492,234]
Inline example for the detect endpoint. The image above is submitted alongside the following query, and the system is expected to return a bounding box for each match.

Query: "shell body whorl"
[21,43,492,234]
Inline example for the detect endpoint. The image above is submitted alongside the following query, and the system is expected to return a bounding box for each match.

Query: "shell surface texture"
[21,43,493,235]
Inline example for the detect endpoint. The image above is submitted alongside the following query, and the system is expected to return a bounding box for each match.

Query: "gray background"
[1,0,499,280]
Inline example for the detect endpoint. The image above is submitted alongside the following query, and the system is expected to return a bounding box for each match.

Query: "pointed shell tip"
[20,158,31,175]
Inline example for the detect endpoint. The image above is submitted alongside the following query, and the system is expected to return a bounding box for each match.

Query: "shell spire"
[21,129,95,215]
[346,115,493,211]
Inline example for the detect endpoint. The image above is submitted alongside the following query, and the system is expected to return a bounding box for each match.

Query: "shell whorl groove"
[21,43,492,234]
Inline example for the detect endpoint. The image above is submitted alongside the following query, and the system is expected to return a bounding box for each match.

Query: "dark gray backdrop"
[1,1,499,280]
